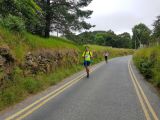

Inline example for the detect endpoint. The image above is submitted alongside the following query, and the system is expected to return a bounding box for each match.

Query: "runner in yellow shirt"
[82,46,93,78]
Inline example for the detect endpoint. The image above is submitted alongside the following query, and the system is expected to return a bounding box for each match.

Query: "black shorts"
[105,56,108,60]
[84,61,91,67]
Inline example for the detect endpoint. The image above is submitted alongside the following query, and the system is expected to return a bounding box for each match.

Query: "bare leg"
[85,66,90,78]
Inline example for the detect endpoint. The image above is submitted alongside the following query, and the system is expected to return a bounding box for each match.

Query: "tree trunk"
[45,0,50,38]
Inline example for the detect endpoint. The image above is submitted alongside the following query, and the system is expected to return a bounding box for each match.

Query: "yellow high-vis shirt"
[82,51,93,61]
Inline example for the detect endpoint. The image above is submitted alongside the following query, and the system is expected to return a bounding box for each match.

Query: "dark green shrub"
[154,70,160,87]
[153,56,160,87]
[1,89,16,105]
[0,15,25,32]
[139,58,153,79]
[23,78,38,94]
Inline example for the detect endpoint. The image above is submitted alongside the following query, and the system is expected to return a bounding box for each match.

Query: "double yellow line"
[5,63,104,120]
[128,60,159,120]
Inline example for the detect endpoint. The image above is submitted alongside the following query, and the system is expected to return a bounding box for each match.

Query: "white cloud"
[84,0,160,34]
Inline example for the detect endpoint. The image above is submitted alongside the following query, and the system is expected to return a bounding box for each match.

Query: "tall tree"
[116,32,132,48]
[94,30,117,47]
[132,23,151,49]
[153,16,160,45]
[35,0,93,37]
[45,0,51,37]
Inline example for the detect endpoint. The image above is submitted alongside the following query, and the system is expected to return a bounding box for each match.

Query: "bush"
[139,58,153,79]
[0,15,25,32]
[133,46,160,87]
[23,78,39,94]
[1,89,16,106]
[152,53,160,87]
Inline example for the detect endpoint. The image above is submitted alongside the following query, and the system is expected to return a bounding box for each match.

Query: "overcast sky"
[84,0,160,34]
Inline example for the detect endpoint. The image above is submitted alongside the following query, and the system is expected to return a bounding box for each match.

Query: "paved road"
[5,56,160,120]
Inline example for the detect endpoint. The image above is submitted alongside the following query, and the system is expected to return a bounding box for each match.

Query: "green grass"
[25,34,79,50]
[0,27,77,49]
[0,64,83,110]
[86,44,112,51]
[0,27,79,62]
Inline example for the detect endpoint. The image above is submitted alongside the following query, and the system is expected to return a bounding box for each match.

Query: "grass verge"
[0,65,83,111]
[133,46,160,88]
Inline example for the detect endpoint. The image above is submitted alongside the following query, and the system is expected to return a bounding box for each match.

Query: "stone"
[0,46,10,55]
[0,55,6,66]
[0,46,15,88]
[23,49,80,75]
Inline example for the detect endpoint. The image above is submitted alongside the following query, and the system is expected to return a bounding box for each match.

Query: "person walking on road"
[104,51,109,63]
[82,46,93,78]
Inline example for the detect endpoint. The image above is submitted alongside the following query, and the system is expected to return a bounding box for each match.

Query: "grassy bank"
[133,46,160,88]
[0,27,79,62]
[0,27,134,110]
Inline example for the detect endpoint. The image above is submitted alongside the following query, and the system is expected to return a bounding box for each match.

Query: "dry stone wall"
[23,49,79,75]
[0,46,15,88]
[0,46,80,88]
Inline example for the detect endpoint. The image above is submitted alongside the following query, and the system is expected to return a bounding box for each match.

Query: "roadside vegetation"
[133,15,160,89]
[133,46,160,88]
[0,27,79,61]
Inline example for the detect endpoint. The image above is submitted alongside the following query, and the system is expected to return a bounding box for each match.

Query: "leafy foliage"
[0,0,42,33]
[0,0,93,37]
[0,14,25,32]
[116,32,132,48]
[69,30,132,48]
[132,23,151,49]
[34,0,93,37]
[153,16,160,44]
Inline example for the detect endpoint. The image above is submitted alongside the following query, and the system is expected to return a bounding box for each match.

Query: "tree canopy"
[0,0,93,37]
[132,23,151,49]
[153,16,160,44]
[69,30,132,48]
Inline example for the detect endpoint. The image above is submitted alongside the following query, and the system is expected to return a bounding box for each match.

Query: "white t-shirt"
[104,53,109,56]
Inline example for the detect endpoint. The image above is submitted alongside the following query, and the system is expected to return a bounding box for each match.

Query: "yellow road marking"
[128,62,151,120]
[16,67,99,120]
[16,74,86,120]
[5,73,85,120]
[129,61,159,120]
[5,62,103,120]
